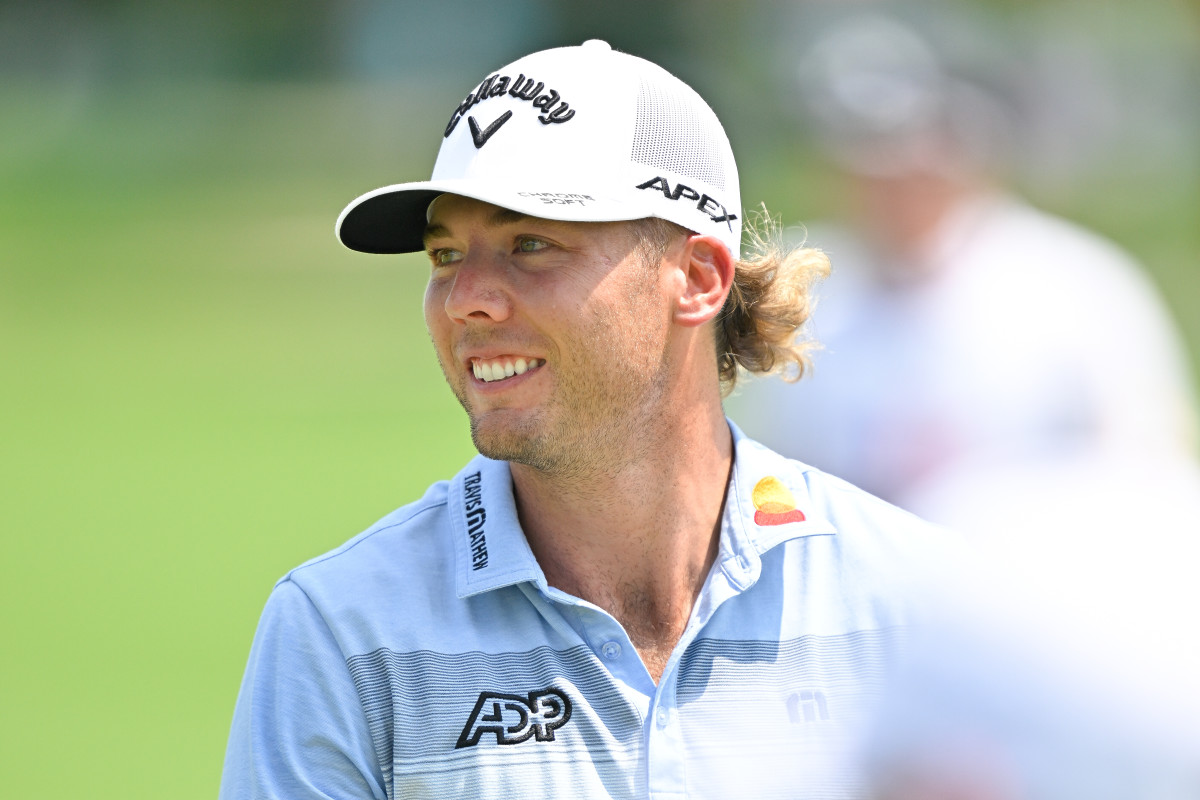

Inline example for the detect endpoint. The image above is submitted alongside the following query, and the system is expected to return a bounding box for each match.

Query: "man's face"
[422,195,677,475]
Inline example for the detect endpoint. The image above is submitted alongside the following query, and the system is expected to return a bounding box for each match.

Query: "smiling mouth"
[471,357,544,383]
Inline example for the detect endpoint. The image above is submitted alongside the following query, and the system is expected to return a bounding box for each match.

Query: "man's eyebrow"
[422,223,449,247]
[486,208,532,227]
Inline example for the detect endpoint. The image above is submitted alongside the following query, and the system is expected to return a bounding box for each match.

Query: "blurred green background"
[2,1,1197,797]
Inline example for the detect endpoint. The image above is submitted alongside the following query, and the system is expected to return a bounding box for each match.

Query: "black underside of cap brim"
[338,189,443,255]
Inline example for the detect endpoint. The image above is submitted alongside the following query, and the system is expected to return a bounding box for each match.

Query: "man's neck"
[510,404,733,682]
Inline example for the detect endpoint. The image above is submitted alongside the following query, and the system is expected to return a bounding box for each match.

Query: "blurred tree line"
[4,0,1198,333]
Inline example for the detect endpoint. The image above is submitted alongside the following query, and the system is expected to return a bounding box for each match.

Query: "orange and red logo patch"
[752,476,806,526]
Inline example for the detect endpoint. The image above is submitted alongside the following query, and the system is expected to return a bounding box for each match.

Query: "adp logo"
[455,688,573,748]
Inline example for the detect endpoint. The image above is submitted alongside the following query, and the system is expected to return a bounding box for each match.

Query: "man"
[220,40,948,799]
[729,8,1198,510]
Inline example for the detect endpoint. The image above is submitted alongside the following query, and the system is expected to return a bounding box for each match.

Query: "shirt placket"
[646,550,756,799]
[525,581,727,799]
[514,523,763,799]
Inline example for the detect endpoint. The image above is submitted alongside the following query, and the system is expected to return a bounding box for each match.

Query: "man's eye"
[517,238,548,253]
[428,248,462,267]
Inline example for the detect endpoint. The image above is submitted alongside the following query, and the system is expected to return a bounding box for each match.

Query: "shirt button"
[600,641,622,660]
[734,554,750,572]
[656,707,671,729]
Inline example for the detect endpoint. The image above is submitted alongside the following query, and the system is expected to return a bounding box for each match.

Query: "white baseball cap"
[336,40,743,257]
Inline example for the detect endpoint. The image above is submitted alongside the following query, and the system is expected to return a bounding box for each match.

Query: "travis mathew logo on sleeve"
[462,471,488,571]
[455,688,573,748]
[445,72,577,149]
[635,176,738,229]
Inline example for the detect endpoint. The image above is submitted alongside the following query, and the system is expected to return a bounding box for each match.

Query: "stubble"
[459,256,671,482]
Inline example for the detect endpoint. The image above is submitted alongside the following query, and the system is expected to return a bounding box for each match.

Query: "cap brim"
[336,183,443,255]
[336,179,666,255]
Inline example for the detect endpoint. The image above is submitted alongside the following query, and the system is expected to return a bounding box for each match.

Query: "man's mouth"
[471,357,545,383]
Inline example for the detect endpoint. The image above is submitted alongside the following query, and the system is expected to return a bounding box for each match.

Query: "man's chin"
[468,415,553,469]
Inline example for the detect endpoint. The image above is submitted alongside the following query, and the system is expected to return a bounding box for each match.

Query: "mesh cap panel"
[631,77,728,191]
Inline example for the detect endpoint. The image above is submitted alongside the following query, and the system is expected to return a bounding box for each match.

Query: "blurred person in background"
[729,6,1200,796]
[861,456,1200,800]
[728,5,1199,516]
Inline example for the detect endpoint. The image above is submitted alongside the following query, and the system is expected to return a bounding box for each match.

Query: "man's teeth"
[472,357,543,383]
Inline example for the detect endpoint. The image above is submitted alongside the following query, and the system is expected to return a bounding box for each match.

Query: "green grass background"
[0,81,479,796]
[2,76,1197,798]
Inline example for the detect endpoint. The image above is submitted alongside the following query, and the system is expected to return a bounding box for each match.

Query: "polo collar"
[450,455,545,599]
[716,421,837,589]
[450,421,837,599]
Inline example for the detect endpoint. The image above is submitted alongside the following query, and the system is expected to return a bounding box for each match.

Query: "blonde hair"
[717,209,830,395]
[632,210,831,396]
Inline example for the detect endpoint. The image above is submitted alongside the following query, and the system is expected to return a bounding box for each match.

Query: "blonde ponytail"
[716,210,830,395]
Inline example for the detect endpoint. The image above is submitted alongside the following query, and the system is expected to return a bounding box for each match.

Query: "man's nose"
[443,254,513,324]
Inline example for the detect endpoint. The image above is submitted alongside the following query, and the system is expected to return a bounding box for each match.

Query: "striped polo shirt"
[220,422,948,799]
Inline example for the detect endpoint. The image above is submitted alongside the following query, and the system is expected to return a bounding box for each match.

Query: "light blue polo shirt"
[220,423,949,799]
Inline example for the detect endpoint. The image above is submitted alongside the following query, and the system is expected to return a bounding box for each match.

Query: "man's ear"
[673,235,735,328]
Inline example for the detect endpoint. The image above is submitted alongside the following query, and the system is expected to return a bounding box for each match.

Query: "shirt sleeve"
[219,579,388,800]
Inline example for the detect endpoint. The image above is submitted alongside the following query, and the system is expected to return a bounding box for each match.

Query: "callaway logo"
[445,72,577,149]
[467,111,512,149]
[635,177,738,229]
[455,688,573,748]
[462,471,488,571]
